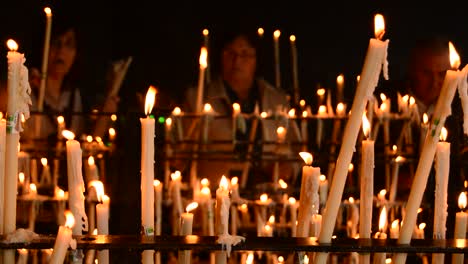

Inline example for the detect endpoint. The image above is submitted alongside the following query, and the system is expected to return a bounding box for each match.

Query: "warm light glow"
[378,206,387,231]
[165,117,172,127]
[89,180,105,202]
[171,171,181,181]
[395,156,405,163]
[303,255,309,264]
[202,29,209,36]
[449,41,461,69]
[109,127,116,138]
[260,193,268,202]
[348,163,354,172]
[336,74,344,85]
[402,94,409,104]
[257,28,264,36]
[276,126,285,136]
[317,88,326,96]
[44,7,52,16]
[362,113,371,138]
[299,152,313,165]
[260,112,268,118]
[374,14,385,40]
[111,114,117,121]
[200,186,210,196]
[231,176,238,186]
[288,109,296,118]
[88,156,95,166]
[273,30,281,39]
[201,178,209,187]
[153,179,161,187]
[57,116,64,125]
[56,188,65,199]
[203,103,213,113]
[380,93,387,101]
[199,47,208,69]
[30,183,37,194]
[86,135,93,143]
[172,107,182,116]
[239,203,248,211]
[232,103,240,114]
[219,175,229,190]
[337,102,345,113]
[65,211,75,229]
[385,258,392,264]
[41,157,48,166]
[186,202,199,213]
[289,35,296,42]
[458,192,467,210]
[379,189,387,198]
[391,219,399,230]
[409,96,415,106]
[423,113,429,125]
[318,105,327,114]
[302,110,308,118]
[6,39,18,51]
[144,86,157,116]
[18,248,27,255]
[440,127,448,141]
[95,136,103,143]
[392,145,397,152]
[356,75,361,82]
[299,99,306,107]
[319,175,327,182]
[278,256,285,263]
[418,223,426,230]
[264,224,271,232]
[278,179,288,189]
[288,197,297,205]
[268,215,275,224]
[18,172,25,184]
[0,112,3,120]
[62,130,75,140]
[246,252,254,264]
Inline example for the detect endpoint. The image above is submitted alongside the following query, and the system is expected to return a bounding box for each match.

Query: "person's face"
[48,29,77,78]
[411,51,450,106]
[221,36,257,84]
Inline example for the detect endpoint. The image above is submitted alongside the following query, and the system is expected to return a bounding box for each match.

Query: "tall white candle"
[195,47,208,114]
[290,35,300,105]
[316,15,388,264]
[273,30,281,89]
[453,192,467,264]
[360,113,374,241]
[394,43,465,264]
[203,29,211,83]
[296,152,321,237]
[0,117,5,234]
[202,103,214,143]
[50,211,75,264]
[154,180,162,264]
[179,202,198,264]
[141,86,156,264]
[37,7,52,114]
[96,194,110,264]
[215,176,230,264]
[433,127,450,240]
[171,171,183,235]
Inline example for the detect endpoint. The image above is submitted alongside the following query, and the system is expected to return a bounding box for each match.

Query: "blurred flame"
[41,158,48,166]
[362,113,371,138]
[458,192,467,210]
[278,179,288,189]
[231,176,238,186]
[89,180,105,202]
[319,175,327,182]
[289,197,297,204]
[290,35,296,42]
[144,86,157,116]
[374,14,385,39]
[57,116,64,124]
[423,113,429,125]
[440,127,448,141]
[219,175,229,190]
[153,179,161,187]
[6,39,18,51]
[62,130,75,140]
[18,172,25,184]
[299,152,313,165]
[379,206,387,231]
[449,41,461,69]
[44,7,52,16]
[88,156,95,166]
[186,202,198,213]
[172,107,182,116]
[273,30,281,39]
[199,47,208,69]
[260,193,268,202]
[65,211,75,228]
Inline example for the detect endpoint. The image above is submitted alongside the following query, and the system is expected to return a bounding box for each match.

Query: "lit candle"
[359,113,374,241]
[389,156,405,203]
[290,35,300,105]
[301,110,309,151]
[108,127,116,141]
[336,102,346,117]
[319,175,328,209]
[96,194,110,264]
[202,29,210,83]
[171,107,184,142]
[296,152,321,237]
[288,197,298,237]
[153,180,162,236]
[419,113,429,154]
[433,127,449,241]
[17,248,28,264]
[316,105,327,149]
[317,14,389,254]
[40,157,51,185]
[179,202,198,264]
[316,88,326,106]
[62,130,88,239]
[390,219,399,239]
[215,175,230,264]
[276,125,286,144]
[346,197,359,238]
[28,183,38,230]
[171,171,183,235]
[453,192,467,264]
[373,206,388,264]
[200,186,214,236]
[37,7,52,114]
[202,103,214,143]
[50,211,75,264]
[86,156,99,184]
[0,116,5,234]
[195,47,208,114]
[273,29,281,89]
[232,103,242,142]
[395,42,465,264]
[336,74,345,103]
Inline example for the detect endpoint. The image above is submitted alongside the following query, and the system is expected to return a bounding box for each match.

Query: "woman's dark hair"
[408,35,450,71]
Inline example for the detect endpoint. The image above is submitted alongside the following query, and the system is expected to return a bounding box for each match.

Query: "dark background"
[1,1,468,110]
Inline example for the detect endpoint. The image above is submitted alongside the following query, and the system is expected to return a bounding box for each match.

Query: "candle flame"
[18,172,25,184]
[246,252,254,264]
[395,156,406,163]
[202,29,209,36]
[56,188,65,199]
[260,111,268,118]
[379,189,387,198]
[232,103,240,113]
[18,248,27,255]
[201,186,210,196]
[171,171,181,181]
[257,27,264,37]
[165,117,172,127]
[89,180,105,202]
[153,179,161,187]
[260,193,268,202]
[391,219,399,230]
[288,109,296,118]
[356,75,361,82]
[201,178,209,187]
[458,192,467,210]
[144,86,157,116]
[317,88,326,96]
[273,30,281,39]
[6,39,18,51]
[336,74,344,85]
[111,114,117,121]
[362,113,371,138]
[231,176,238,186]
[385,258,392,264]
[276,126,285,136]
[278,256,285,263]
[65,211,75,228]
[57,115,64,124]
[86,135,93,143]
[348,163,354,172]
[268,215,275,224]
[418,208,423,214]
[409,96,415,106]
[449,41,461,69]
[374,14,385,40]
[41,157,48,166]
[349,197,355,203]
[318,105,327,114]
[392,145,397,152]
[423,113,429,124]
[288,197,296,204]
[337,102,345,113]
[109,127,116,137]
[203,103,212,113]
[44,7,52,16]
[62,130,75,140]
[264,224,271,232]
[172,106,182,115]
[319,174,327,182]
[300,99,306,107]
[199,47,208,69]
[299,152,313,165]
[30,183,37,193]
[418,223,426,230]
[278,179,288,189]
[219,175,229,190]
[380,93,387,101]
[440,127,448,141]
[186,202,198,213]
[88,156,95,166]
[289,35,296,42]
[379,206,387,231]
[302,110,308,118]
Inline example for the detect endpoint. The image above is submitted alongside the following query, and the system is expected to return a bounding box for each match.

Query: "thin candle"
[50,211,75,264]
[37,7,53,114]
[195,47,208,113]
[290,35,300,105]
[273,29,281,88]
[360,113,374,244]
